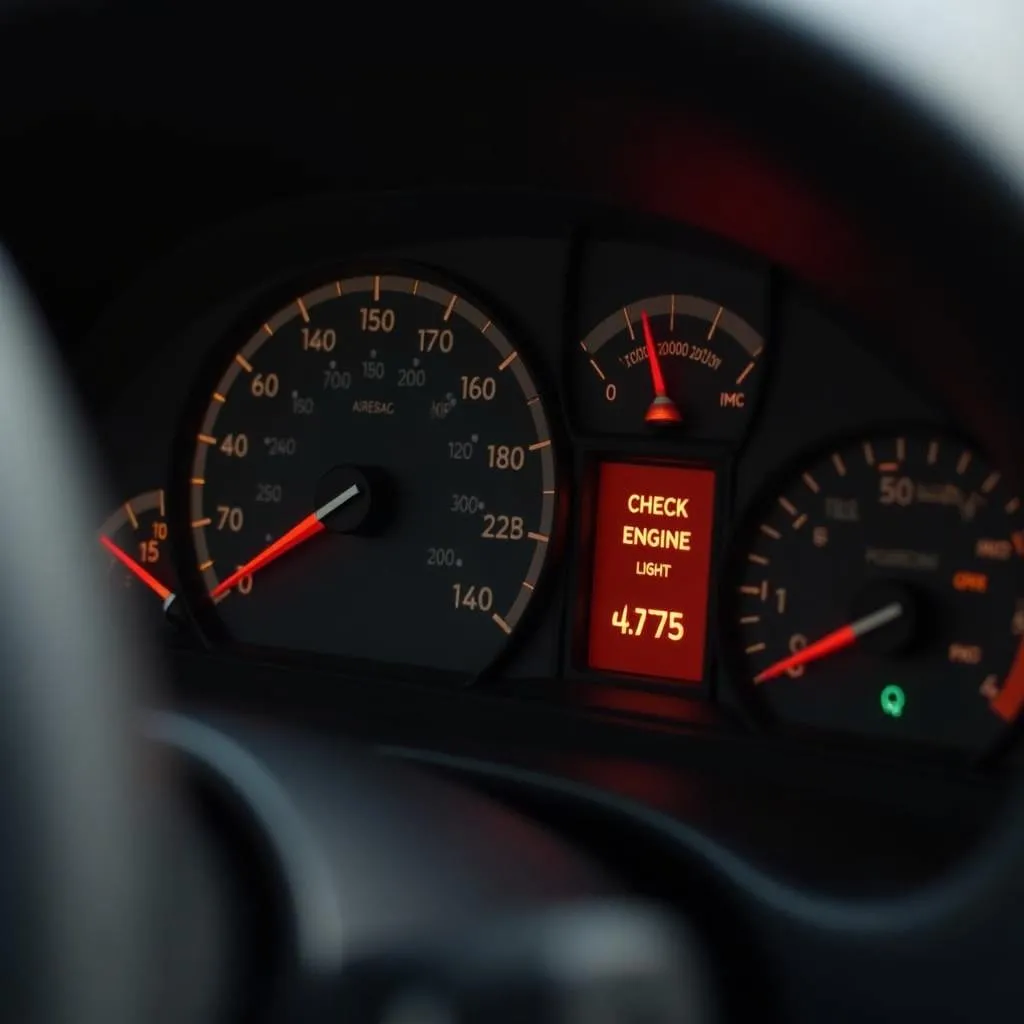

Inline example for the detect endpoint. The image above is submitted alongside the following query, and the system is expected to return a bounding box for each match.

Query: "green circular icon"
[880,684,906,718]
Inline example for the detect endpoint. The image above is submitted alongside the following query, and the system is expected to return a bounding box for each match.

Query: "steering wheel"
[0,253,158,1024]
[4,2,1024,1023]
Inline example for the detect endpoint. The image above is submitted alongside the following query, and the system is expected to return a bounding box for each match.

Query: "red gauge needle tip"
[99,535,174,603]
[753,601,903,684]
[640,310,682,424]
[210,483,360,598]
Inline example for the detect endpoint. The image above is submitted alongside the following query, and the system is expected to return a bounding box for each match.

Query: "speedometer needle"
[640,310,682,424]
[210,483,360,598]
[753,602,904,684]
[99,535,175,604]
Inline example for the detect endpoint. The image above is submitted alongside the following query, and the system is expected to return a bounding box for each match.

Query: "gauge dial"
[99,489,177,612]
[726,434,1024,753]
[188,273,558,674]
[574,295,765,439]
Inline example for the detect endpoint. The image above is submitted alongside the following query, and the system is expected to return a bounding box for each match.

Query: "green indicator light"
[880,684,906,718]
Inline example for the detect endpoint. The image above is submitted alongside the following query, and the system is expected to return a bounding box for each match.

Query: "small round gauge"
[726,433,1024,753]
[573,295,765,440]
[99,489,177,613]
[187,272,558,675]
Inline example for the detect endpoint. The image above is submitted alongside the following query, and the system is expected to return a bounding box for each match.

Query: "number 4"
[612,604,630,634]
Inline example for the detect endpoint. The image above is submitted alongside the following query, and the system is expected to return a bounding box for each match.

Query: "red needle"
[753,602,903,684]
[210,482,360,598]
[640,310,682,424]
[99,535,173,602]
[211,514,323,598]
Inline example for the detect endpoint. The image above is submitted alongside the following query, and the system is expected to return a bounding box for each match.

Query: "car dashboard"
[4,0,1023,930]
[52,189,1011,896]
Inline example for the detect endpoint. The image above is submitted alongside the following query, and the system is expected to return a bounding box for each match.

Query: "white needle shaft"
[314,483,360,522]
[850,601,904,637]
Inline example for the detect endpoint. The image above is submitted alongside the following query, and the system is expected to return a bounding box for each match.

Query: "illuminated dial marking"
[727,433,1024,753]
[573,293,765,441]
[707,306,723,340]
[189,272,558,675]
[99,489,177,613]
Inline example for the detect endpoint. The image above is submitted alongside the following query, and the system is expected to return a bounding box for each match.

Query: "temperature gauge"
[573,294,765,441]
[99,489,178,616]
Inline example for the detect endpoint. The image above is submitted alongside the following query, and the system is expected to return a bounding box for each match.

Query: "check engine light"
[587,461,716,683]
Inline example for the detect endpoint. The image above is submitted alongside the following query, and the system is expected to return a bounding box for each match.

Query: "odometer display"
[189,273,557,674]
[727,433,1024,753]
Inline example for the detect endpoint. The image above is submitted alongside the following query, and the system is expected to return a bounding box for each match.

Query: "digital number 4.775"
[611,605,685,641]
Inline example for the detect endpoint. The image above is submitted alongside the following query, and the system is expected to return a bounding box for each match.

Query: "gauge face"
[99,489,177,610]
[573,295,765,440]
[726,434,1024,753]
[188,273,558,674]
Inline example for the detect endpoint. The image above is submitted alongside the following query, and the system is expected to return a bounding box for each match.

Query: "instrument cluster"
[89,197,1024,767]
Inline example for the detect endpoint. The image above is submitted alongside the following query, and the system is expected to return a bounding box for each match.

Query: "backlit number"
[452,584,494,611]
[251,372,279,398]
[481,514,524,540]
[256,483,283,503]
[360,308,395,332]
[461,375,496,401]
[427,547,457,567]
[398,367,426,387]
[302,327,337,352]
[220,433,248,458]
[265,437,297,456]
[216,506,244,532]
[418,328,453,353]
[487,444,525,470]
[451,494,483,513]
[880,476,915,506]
[612,605,685,640]
[448,441,474,460]
[138,540,159,564]
[323,368,352,391]
[786,634,808,678]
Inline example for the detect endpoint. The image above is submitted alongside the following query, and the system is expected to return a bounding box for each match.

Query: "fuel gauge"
[99,489,178,617]
[573,294,766,441]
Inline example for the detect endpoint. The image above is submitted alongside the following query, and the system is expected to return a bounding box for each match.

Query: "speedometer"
[186,272,558,675]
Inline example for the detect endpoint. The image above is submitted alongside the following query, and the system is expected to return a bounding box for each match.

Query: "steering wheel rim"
[0,252,155,1024]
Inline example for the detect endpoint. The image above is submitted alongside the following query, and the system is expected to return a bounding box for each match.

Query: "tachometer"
[725,433,1024,753]
[573,295,765,440]
[187,272,558,675]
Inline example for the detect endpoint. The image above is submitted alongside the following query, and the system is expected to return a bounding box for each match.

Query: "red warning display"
[587,461,716,683]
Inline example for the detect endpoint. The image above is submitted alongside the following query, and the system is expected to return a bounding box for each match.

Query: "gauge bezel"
[169,260,568,687]
[563,252,773,447]
[717,423,1024,767]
